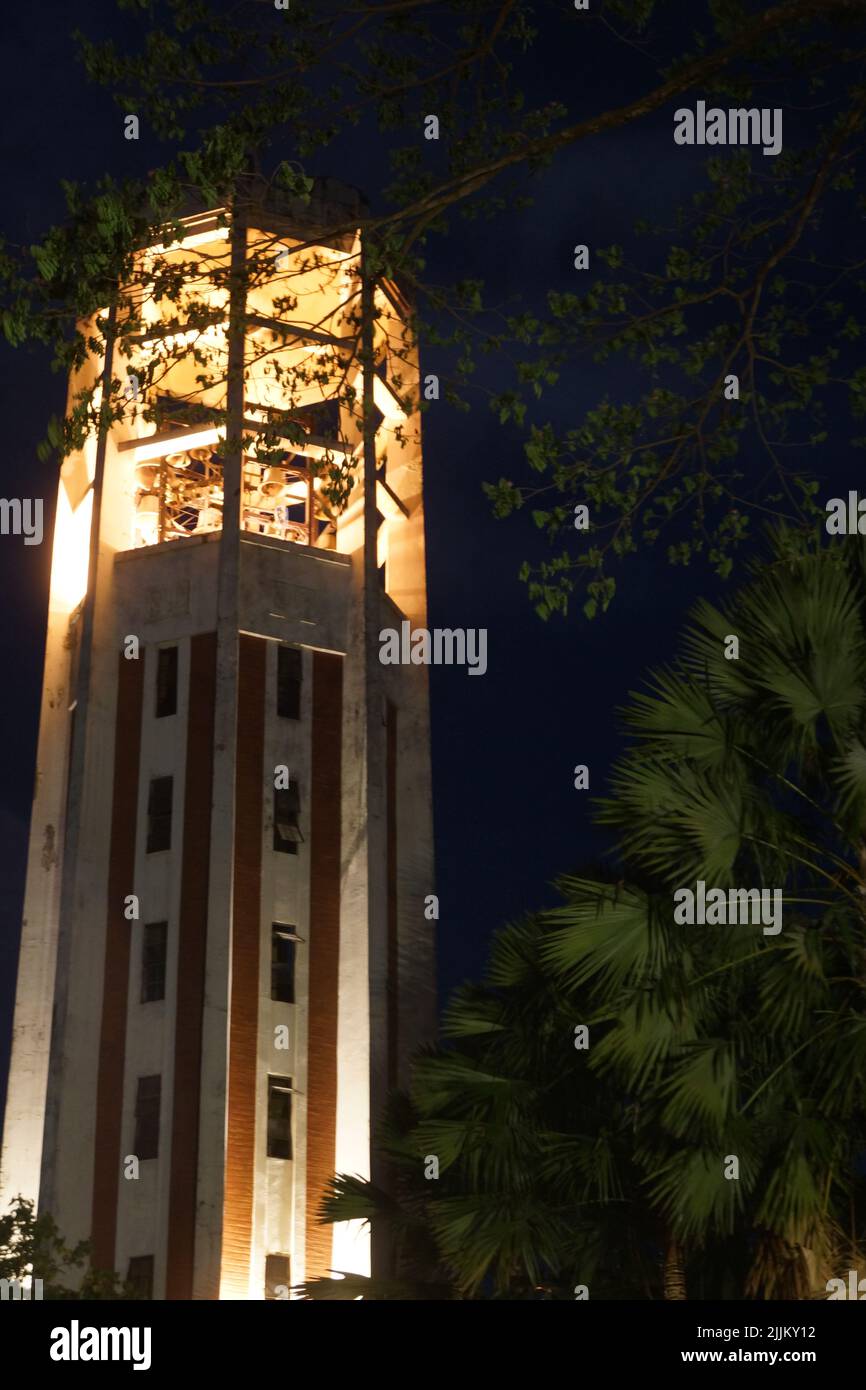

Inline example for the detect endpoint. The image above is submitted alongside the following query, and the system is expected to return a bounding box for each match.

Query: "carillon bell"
[134,462,160,490]
[134,492,160,545]
[261,467,286,496]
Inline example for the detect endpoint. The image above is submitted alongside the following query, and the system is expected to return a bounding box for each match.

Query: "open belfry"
[0,176,435,1299]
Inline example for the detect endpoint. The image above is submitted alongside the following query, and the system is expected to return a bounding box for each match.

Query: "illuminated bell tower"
[0,178,435,1299]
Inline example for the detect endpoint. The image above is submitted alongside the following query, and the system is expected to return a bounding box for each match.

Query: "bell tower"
[0,178,435,1299]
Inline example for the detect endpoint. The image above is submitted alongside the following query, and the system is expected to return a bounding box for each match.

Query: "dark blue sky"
[0,1,847,1119]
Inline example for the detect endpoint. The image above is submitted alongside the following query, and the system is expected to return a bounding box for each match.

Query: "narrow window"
[271,926,298,1004]
[265,1254,291,1300]
[267,1076,293,1159]
[156,646,178,718]
[146,776,173,853]
[127,1256,154,1300]
[277,646,302,719]
[273,781,302,854]
[134,1075,161,1160]
[141,922,168,1003]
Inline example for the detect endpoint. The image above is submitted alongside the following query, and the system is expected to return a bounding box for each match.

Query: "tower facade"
[0,180,435,1299]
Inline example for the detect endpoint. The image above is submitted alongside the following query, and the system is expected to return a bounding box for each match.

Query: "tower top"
[160,174,369,251]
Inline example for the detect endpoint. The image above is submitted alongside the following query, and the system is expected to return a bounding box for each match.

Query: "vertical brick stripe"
[305,651,343,1278]
[386,701,398,1091]
[222,634,266,1294]
[91,651,144,1272]
[166,632,217,1299]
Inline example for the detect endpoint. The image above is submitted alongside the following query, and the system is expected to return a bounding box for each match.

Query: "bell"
[261,467,286,497]
[134,462,159,490]
[135,493,159,546]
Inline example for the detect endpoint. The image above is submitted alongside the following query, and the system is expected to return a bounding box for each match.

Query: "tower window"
[146,776,173,853]
[277,646,302,720]
[141,922,167,1003]
[155,646,178,718]
[267,1076,293,1160]
[134,1075,161,1160]
[271,925,299,1004]
[126,1256,154,1300]
[265,1254,291,1300]
[273,781,302,854]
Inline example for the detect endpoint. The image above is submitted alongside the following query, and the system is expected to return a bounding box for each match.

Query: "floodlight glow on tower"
[0,178,435,1300]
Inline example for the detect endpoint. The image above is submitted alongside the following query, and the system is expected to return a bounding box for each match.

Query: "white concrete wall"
[0,550,78,1212]
[40,413,138,1250]
[0,338,104,1214]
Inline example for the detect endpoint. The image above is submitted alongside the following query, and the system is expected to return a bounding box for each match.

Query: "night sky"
[0,2,847,1124]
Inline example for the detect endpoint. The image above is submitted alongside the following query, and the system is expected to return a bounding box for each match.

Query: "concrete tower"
[0,179,435,1299]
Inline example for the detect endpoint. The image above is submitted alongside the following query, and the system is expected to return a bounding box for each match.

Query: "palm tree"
[544,527,866,1296]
